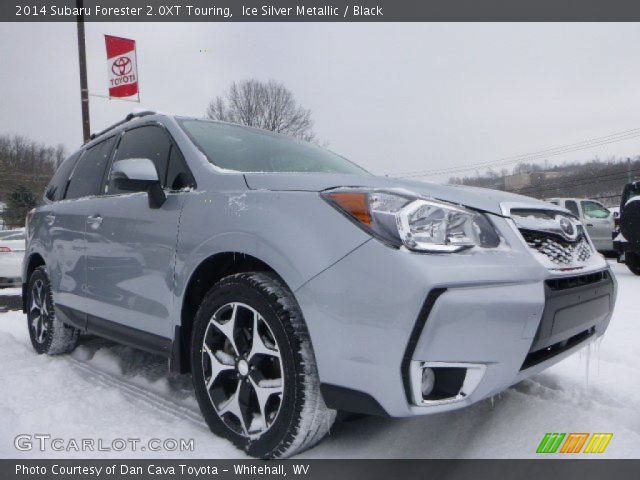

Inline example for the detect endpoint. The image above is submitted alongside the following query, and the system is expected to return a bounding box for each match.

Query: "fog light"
[421,367,435,397]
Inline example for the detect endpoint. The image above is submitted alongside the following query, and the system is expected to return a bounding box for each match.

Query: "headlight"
[321,189,501,252]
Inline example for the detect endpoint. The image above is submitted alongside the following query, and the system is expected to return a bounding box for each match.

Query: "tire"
[190,272,336,458]
[626,252,640,275]
[26,266,80,355]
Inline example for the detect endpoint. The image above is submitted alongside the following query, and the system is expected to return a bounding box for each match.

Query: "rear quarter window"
[45,151,81,201]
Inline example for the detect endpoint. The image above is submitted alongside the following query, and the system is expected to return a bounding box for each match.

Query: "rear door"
[46,138,116,328]
[83,124,194,340]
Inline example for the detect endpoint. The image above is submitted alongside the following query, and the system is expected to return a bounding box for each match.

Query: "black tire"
[26,266,80,355]
[190,272,336,458]
[626,252,640,275]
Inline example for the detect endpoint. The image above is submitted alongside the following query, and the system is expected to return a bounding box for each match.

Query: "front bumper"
[295,216,616,417]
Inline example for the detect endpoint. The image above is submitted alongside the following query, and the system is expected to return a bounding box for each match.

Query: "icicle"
[584,342,591,388]
[596,337,602,376]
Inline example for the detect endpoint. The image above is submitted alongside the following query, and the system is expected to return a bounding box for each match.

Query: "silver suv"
[23,112,616,458]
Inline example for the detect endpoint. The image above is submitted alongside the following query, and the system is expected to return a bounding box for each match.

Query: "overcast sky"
[2,22,640,181]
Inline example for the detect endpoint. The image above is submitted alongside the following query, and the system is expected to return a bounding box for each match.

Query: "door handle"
[45,214,55,226]
[86,215,103,229]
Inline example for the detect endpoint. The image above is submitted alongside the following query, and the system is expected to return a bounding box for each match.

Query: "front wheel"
[626,252,640,275]
[26,266,80,355]
[190,272,336,458]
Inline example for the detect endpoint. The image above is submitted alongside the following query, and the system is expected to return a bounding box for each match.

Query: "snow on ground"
[0,261,638,459]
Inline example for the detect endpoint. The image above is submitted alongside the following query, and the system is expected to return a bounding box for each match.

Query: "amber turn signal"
[326,192,372,225]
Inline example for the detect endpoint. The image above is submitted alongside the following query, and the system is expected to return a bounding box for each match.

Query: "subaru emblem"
[559,216,577,241]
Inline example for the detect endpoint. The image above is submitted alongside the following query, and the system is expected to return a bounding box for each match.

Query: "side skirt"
[55,305,173,359]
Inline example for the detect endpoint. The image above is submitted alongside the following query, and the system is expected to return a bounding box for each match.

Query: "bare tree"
[0,134,62,211]
[206,79,316,141]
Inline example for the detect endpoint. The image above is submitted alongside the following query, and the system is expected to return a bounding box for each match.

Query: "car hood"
[243,173,556,216]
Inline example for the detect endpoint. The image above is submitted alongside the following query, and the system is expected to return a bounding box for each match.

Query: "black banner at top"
[5,0,640,22]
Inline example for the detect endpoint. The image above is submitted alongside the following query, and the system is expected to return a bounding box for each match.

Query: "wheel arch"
[22,252,46,313]
[173,251,291,374]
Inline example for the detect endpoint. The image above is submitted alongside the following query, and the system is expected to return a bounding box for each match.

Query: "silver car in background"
[23,112,616,458]
[547,197,615,252]
[0,228,25,288]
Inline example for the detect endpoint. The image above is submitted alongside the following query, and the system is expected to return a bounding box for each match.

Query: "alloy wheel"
[201,302,283,438]
[29,279,49,344]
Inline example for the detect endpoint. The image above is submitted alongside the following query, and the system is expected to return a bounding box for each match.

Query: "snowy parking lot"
[0,261,638,459]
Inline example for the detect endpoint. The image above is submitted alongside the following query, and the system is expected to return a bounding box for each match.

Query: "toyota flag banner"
[105,35,139,99]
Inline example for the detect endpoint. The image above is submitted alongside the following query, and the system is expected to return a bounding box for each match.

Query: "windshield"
[178,119,369,175]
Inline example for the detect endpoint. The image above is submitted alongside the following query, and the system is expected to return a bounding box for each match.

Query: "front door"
[82,124,194,339]
[83,192,184,338]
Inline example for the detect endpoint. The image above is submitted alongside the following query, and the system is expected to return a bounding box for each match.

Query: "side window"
[581,200,610,219]
[45,151,81,201]
[167,145,195,190]
[108,126,171,194]
[65,137,117,200]
[565,200,580,217]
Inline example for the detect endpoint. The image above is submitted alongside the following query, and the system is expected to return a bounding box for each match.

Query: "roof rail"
[87,110,157,142]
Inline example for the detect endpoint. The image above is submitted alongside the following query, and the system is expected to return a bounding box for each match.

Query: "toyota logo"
[111,56,132,76]
[559,216,578,241]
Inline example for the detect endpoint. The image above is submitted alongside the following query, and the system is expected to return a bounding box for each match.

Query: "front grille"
[546,270,609,291]
[520,229,592,266]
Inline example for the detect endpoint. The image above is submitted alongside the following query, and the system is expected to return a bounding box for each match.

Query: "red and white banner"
[105,35,139,98]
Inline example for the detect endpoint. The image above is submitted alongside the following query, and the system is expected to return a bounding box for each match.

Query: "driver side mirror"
[109,158,166,208]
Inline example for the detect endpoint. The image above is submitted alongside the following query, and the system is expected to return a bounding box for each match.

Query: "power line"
[515,169,640,196]
[388,127,640,178]
[392,129,640,177]
[399,133,640,178]
[593,194,622,200]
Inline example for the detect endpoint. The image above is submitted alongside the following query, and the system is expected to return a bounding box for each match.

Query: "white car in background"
[546,198,614,252]
[0,228,25,288]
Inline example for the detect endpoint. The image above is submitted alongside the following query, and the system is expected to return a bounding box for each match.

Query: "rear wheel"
[190,272,336,458]
[625,252,640,275]
[26,266,80,355]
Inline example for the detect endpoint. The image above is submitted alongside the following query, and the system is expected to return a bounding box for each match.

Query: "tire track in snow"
[517,376,630,410]
[512,377,640,436]
[66,356,208,430]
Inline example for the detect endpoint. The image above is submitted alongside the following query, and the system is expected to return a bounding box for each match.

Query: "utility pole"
[76,0,90,142]
[628,157,633,183]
